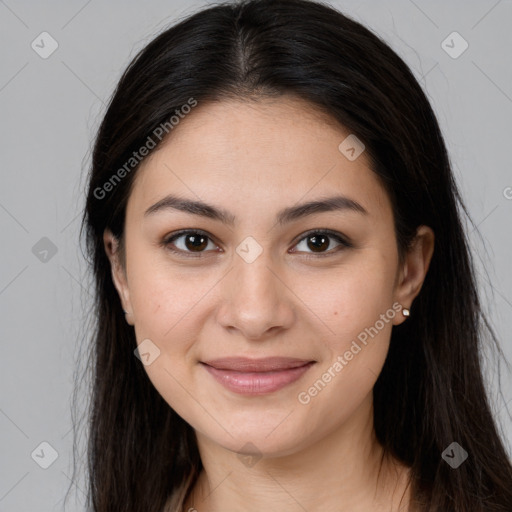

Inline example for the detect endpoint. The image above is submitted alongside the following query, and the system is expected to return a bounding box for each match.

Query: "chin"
[196,416,314,459]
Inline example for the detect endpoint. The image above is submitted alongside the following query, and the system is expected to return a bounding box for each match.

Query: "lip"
[200,357,316,395]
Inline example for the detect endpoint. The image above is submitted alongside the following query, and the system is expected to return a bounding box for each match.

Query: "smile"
[200,357,316,395]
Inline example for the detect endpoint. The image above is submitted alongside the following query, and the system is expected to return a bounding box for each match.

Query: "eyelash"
[161,228,353,259]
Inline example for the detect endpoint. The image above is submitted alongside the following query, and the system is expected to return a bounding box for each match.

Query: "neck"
[182,394,412,512]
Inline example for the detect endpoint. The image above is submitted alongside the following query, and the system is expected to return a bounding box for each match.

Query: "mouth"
[200,357,316,395]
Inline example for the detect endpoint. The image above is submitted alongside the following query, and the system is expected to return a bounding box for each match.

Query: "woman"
[75,0,512,510]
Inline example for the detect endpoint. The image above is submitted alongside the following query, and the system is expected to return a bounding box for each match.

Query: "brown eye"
[292,230,352,256]
[162,228,351,259]
[181,233,209,252]
[306,234,330,252]
[163,230,217,256]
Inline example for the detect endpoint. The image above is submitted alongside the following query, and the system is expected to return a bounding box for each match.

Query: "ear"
[103,229,134,325]
[392,225,435,325]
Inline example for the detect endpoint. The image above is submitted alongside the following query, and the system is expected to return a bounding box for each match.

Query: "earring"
[402,307,410,317]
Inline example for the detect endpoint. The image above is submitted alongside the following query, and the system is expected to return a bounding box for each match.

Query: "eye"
[291,229,352,257]
[162,228,352,258]
[163,230,219,257]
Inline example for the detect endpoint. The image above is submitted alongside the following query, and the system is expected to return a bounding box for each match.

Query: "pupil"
[186,234,207,251]
[308,234,329,252]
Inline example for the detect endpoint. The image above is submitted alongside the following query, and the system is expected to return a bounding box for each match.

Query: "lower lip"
[201,362,315,395]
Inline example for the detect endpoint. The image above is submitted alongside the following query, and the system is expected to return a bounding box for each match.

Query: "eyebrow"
[144,193,368,226]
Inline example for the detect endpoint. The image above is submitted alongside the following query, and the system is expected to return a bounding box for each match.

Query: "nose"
[215,252,295,341]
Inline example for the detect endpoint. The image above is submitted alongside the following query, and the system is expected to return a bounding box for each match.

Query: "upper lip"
[201,357,315,372]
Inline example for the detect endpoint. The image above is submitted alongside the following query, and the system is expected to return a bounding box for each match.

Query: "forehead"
[127,96,391,221]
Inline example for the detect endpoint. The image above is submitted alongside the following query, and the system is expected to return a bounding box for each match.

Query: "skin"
[104,96,434,512]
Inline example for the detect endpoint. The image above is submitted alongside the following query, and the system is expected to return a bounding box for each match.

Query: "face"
[105,96,433,458]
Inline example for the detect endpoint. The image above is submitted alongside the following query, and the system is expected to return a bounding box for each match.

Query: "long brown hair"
[71,0,512,510]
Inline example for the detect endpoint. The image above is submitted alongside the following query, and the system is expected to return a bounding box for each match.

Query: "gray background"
[1,0,511,510]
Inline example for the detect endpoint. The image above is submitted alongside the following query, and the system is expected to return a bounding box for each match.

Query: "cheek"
[298,254,395,347]
[127,265,205,422]
[294,265,395,438]
[127,250,209,344]
[300,254,396,411]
